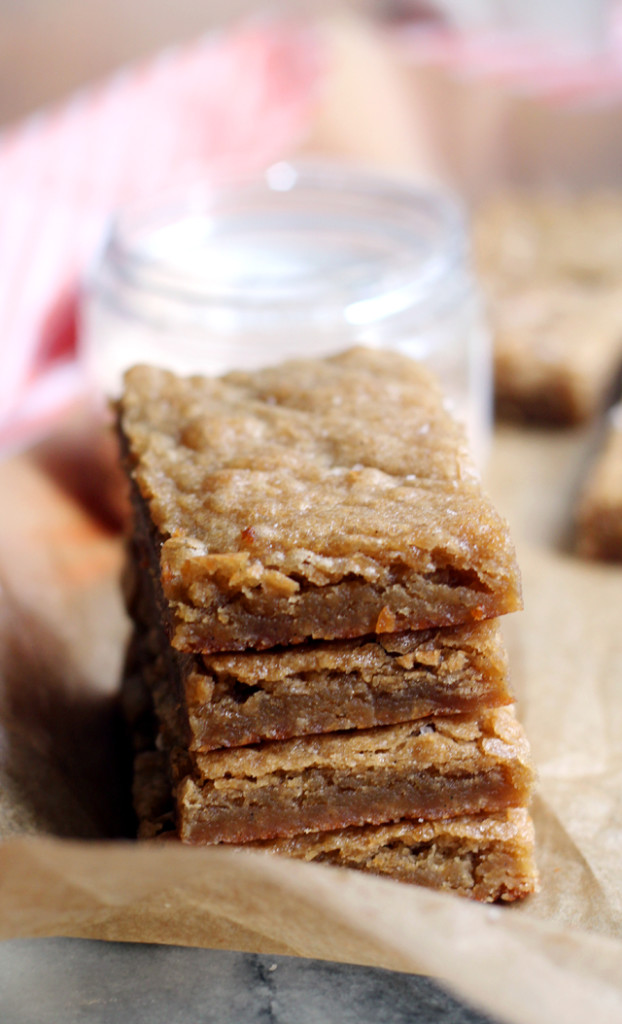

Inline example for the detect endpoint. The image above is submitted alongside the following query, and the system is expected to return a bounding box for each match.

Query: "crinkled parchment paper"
[1,412,621,1024]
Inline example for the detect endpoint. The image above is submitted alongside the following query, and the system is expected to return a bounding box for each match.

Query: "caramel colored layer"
[182,621,513,751]
[127,567,514,749]
[177,708,534,844]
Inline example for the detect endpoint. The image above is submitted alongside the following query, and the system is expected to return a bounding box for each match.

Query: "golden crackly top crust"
[119,348,521,607]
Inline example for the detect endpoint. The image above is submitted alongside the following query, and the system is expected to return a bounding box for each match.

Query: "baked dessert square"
[129,704,538,903]
[576,403,622,560]
[125,557,515,750]
[118,348,522,653]
[125,651,534,846]
[474,194,622,424]
[124,655,534,848]
[252,808,538,903]
[486,282,622,424]
[129,615,514,754]
[474,193,622,287]
[171,621,513,752]
[176,707,534,844]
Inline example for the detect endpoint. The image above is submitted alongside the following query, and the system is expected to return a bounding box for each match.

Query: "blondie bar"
[131,738,537,902]
[126,660,537,901]
[576,403,622,560]
[146,623,513,753]
[118,348,522,652]
[174,707,533,844]
[475,195,622,424]
[180,621,512,751]
[488,282,622,424]
[123,652,533,848]
[253,808,538,902]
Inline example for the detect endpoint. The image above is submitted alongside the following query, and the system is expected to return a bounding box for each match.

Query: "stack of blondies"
[119,347,538,902]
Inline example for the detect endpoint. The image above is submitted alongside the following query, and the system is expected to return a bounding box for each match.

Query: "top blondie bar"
[119,348,521,652]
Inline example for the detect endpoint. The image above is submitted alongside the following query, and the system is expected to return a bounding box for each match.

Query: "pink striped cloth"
[0,22,321,454]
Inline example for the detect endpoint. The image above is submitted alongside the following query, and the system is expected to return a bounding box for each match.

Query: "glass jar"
[82,161,491,462]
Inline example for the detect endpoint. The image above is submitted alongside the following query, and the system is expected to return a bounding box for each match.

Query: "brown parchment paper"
[1,414,622,1024]
[2,17,622,1024]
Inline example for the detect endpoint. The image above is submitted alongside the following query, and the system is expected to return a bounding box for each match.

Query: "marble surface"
[0,939,498,1024]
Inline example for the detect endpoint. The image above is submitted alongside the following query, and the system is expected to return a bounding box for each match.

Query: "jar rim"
[97,161,469,326]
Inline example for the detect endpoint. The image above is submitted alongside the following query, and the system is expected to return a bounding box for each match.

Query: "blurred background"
[0,0,616,125]
[3,0,622,195]
[3,0,622,453]
[0,0,350,124]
